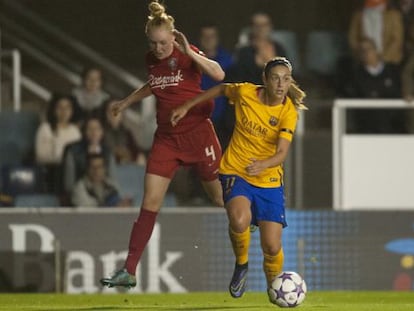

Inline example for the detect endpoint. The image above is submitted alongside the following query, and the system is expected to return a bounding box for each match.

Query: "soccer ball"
[267,271,307,307]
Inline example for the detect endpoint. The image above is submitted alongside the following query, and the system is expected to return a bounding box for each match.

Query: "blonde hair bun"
[145,1,175,33]
[148,1,165,19]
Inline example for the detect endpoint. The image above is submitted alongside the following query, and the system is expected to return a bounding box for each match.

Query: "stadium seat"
[14,193,59,207]
[273,30,301,75]
[1,165,44,196]
[115,164,145,206]
[0,141,22,168]
[305,31,349,76]
[0,111,39,162]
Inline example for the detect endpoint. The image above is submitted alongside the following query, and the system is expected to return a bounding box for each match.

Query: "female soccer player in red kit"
[100,0,224,288]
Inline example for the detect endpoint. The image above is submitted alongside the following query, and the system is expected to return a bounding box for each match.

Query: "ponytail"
[288,81,308,110]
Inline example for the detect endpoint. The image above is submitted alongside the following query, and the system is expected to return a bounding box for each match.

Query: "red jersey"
[146,45,214,134]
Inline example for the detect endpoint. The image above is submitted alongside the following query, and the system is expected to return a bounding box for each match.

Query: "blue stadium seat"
[0,142,23,168]
[0,111,39,161]
[273,30,302,75]
[1,165,44,196]
[305,31,349,76]
[115,164,145,206]
[14,193,59,207]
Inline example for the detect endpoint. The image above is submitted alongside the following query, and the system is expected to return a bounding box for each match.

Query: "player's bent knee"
[229,218,250,233]
[141,196,164,212]
[262,243,282,256]
[228,215,250,233]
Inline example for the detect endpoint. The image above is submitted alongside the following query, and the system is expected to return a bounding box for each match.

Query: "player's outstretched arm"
[173,29,225,81]
[111,82,152,116]
[170,84,227,127]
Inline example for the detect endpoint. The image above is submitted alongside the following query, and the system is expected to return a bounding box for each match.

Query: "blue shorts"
[219,174,287,228]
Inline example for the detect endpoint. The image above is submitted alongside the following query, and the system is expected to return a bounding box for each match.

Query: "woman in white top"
[72,67,109,114]
[35,94,81,193]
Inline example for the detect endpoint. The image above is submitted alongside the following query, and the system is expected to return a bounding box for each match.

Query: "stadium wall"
[0,208,413,293]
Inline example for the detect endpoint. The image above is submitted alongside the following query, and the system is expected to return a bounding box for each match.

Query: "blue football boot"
[229,262,248,298]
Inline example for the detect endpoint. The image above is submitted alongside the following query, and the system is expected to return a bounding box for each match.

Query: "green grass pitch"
[0,292,413,310]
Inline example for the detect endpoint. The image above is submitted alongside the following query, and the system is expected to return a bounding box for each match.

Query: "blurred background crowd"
[0,0,413,209]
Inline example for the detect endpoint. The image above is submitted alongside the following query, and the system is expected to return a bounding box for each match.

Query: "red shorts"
[146,119,222,181]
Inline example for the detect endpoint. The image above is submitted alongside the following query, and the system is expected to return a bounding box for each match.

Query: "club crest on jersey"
[168,58,178,71]
[269,116,278,126]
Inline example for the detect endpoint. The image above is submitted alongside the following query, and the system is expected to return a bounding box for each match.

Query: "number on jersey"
[205,145,216,161]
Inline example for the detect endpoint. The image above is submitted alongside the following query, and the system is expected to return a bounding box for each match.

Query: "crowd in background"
[1,0,414,208]
[337,0,414,133]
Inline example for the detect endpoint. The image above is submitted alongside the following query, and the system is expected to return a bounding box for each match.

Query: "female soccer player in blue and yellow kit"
[171,57,307,300]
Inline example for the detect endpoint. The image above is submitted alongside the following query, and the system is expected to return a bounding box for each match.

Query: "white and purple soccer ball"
[267,271,307,307]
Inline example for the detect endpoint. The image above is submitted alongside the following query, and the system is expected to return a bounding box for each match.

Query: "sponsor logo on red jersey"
[148,70,184,90]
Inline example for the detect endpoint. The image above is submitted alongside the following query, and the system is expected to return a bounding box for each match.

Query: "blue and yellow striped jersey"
[220,83,298,188]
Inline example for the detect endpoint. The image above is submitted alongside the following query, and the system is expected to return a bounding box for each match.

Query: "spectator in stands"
[101,99,147,165]
[228,12,287,84]
[35,94,81,193]
[352,37,401,98]
[348,0,404,65]
[62,115,116,205]
[236,12,280,49]
[199,23,233,126]
[71,153,131,208]
[346,37,403,133]
[198,23,234,149]
[72,67,110,117]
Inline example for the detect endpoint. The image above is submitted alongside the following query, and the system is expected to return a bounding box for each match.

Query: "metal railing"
[0,0,155,117]
[0,47,52,111]
[0,49,21,111]
[1,0,143,90]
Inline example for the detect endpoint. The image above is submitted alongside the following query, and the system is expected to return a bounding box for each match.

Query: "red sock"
[125,208,158,274]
